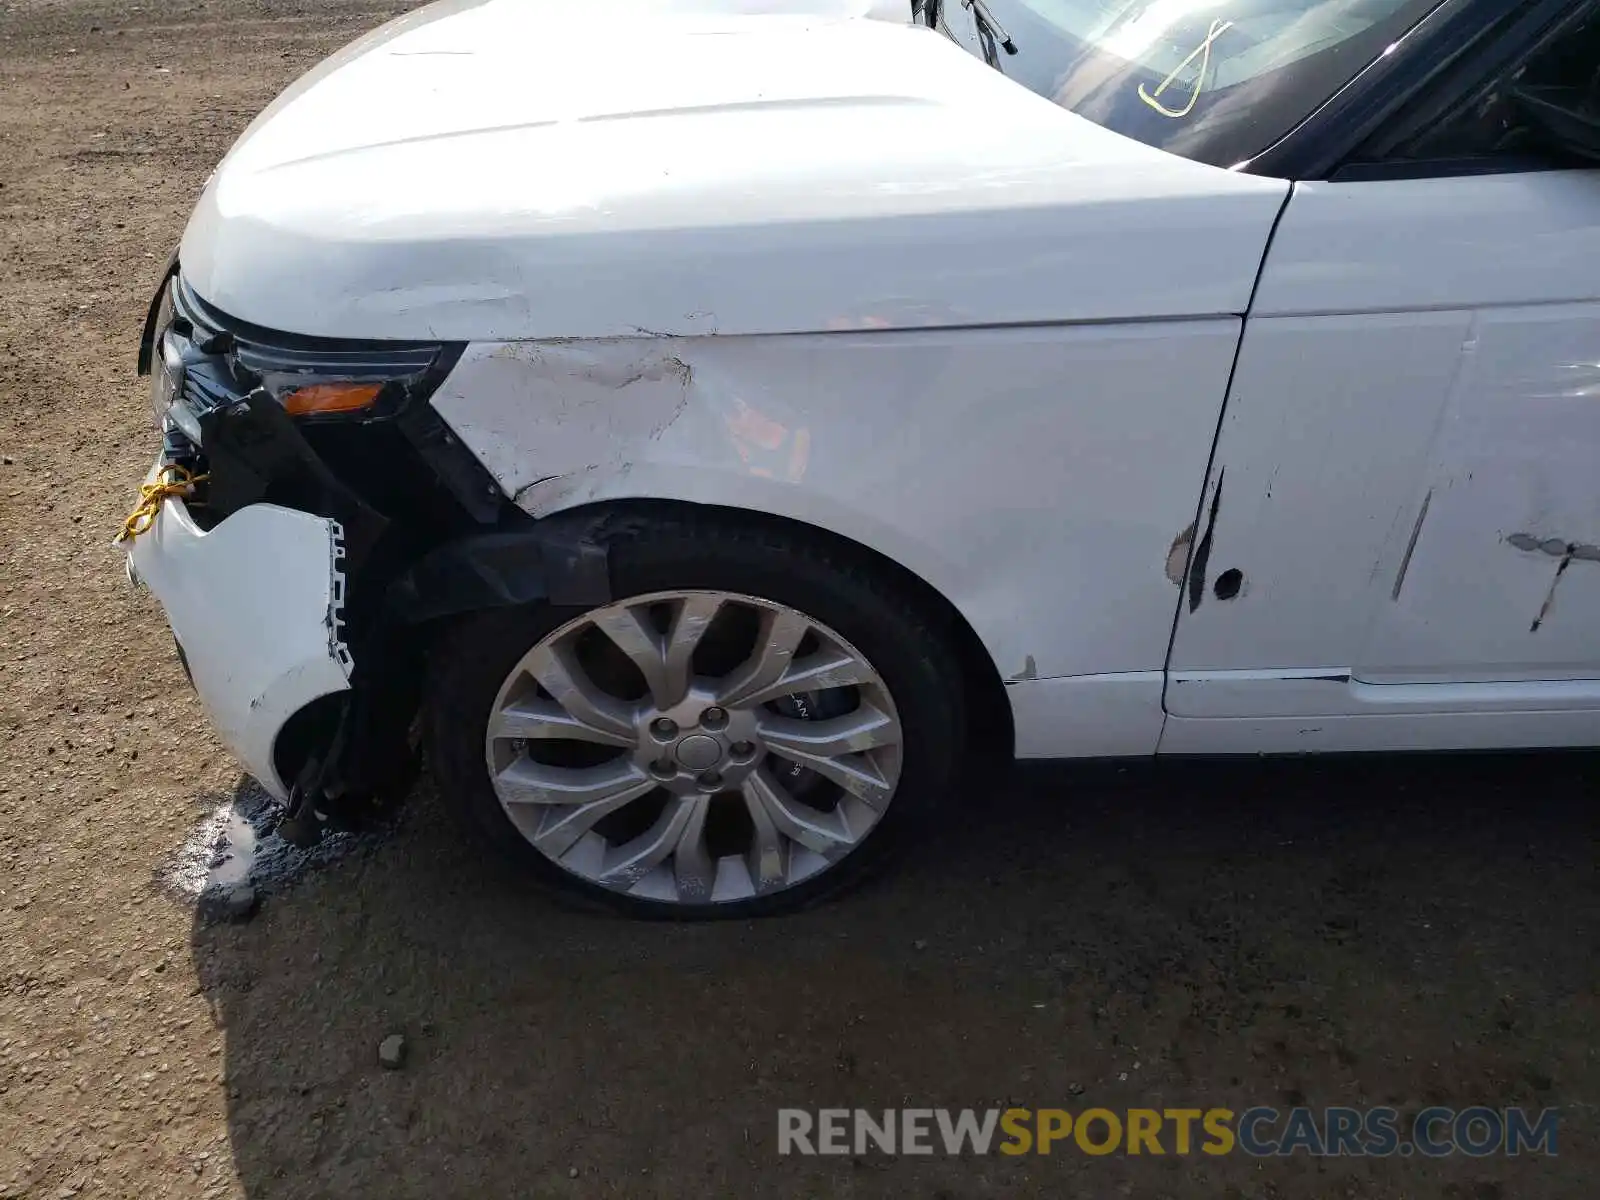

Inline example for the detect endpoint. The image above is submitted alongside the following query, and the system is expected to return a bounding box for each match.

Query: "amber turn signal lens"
[282,381,384,416]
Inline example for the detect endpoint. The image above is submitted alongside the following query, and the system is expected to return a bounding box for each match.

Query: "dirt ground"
[0,1,1596,1196]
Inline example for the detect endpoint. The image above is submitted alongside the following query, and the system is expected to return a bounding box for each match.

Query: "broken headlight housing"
[139,273,457,449]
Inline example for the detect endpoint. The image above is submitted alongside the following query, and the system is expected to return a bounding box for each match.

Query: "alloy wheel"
[483,590,904,905]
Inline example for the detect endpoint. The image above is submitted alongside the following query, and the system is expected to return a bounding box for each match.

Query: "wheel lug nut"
[701,707,727,730]
[698,770,723,791]
[730,741,755,761]
[650,758,676,780]
[650,717,678,740]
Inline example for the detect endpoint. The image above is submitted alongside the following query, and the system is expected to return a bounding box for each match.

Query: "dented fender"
[429,320,1245,690]
[432,340,701,518]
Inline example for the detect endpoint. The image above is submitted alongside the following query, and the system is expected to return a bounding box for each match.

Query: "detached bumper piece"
[129,269,612,845]
[196,396,406,842]
[124,472,354,802]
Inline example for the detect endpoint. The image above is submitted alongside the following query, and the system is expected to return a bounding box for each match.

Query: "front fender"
[429,321,1243,685]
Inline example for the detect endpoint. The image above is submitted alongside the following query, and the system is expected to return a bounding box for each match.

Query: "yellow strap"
[1138,19,1234,120]
[115,464,209,544]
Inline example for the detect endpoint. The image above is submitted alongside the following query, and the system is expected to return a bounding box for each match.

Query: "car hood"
[180,0,1288,341]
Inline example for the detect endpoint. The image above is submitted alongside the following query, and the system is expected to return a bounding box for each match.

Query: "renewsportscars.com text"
[777,1106,1559,1158]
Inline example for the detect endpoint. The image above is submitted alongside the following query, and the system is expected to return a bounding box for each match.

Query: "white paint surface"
[433,321,1246,685]
[143,3,1600,771]
[124,480,351,799]
[179,0,1285,340]
[1167,169,1600,748]
[1009,673,1167,759]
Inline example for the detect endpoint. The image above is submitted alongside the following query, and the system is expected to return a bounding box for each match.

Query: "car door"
[1162,4,1600,753]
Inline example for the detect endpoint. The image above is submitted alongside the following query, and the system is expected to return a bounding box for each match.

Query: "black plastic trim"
[1329,154,1582,181]
[390,347,513,526]
[136,250,180,377]
[197,391,392,575]
[277,522,612,841]
[194,389,610,836]
[158,275,507,527]
[379,524,612,628]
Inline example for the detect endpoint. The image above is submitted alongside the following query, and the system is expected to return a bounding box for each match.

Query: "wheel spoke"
[497,761,658,858]
[764,749,894,806]
[717,608,809,707]
[758,704,898,804]
[661,594,724,708]
[496,757,653,806]
[592,594,724,709]
[489,697,634,747]
[723,647,876,709]
[758,704,900,760]
[742,767,858,859]
[742,776,791,894]
[590,603,667,701]
[523,639,635,742]
[820,757,894,804]
[759,649,877,704]
[671,797,716,902]
[594,795,708,891]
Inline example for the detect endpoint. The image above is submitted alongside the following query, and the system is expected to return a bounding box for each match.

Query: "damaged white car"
[124,0,1600,916]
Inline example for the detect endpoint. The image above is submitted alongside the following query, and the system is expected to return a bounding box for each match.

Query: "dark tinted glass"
[938,0,1447,167]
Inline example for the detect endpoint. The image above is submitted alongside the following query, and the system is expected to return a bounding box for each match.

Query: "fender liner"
[378,522,612,625]
[278,523,615,844]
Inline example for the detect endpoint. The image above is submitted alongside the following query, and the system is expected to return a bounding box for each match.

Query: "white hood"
[180,0,1288,341]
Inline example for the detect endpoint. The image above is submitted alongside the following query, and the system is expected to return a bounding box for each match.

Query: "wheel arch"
[533,496,1015,765]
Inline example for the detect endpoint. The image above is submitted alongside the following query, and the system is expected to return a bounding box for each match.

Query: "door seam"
[1157,182,1297,752]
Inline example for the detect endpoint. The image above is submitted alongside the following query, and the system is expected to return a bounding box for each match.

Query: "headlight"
[237,328,447,422]
[146,280,199,440]
[143,273,457,445]
[280,381,386,417]
[152,322,203,444]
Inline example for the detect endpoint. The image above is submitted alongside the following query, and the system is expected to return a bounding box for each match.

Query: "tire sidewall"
[426,519,965,919]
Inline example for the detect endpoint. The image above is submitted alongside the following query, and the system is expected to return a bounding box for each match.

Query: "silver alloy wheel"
[484,590,905,905]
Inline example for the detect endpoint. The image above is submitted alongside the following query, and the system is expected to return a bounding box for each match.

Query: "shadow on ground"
[192,754,1597,1199]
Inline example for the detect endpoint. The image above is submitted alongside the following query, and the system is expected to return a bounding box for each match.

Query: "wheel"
[425,513,966,918]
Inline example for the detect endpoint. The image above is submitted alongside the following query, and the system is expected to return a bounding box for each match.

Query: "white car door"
[1163,7,1600,753]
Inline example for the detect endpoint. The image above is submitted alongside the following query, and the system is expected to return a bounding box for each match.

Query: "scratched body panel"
[430,321,1244,694]
[1360,304,1600,680]
[1166,172,1600,734]
[1164,312,1475,683]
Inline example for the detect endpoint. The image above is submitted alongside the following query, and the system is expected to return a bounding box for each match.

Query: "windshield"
[935,0,1445,168]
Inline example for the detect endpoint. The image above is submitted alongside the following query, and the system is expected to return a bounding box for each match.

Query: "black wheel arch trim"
[271,520,617,845]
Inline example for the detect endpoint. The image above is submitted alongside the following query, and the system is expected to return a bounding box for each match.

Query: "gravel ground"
[0,2,1596,1197]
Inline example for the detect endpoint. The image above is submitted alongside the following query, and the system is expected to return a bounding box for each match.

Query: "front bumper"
[125,462,352,800]
[124,265,610,838]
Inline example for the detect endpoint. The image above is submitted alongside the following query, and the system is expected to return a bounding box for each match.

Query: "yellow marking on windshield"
[1137,18,1233,118]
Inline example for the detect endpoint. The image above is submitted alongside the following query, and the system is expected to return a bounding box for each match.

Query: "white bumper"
[123,465,353,799]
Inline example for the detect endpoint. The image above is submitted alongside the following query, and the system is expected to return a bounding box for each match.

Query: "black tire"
[424,510,967,919]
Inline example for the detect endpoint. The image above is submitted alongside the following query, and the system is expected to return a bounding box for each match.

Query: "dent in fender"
[430,320,1246,684]
[444,341,696,517]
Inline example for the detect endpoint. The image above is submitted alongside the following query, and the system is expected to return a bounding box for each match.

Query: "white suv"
[126,0,1600,916]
